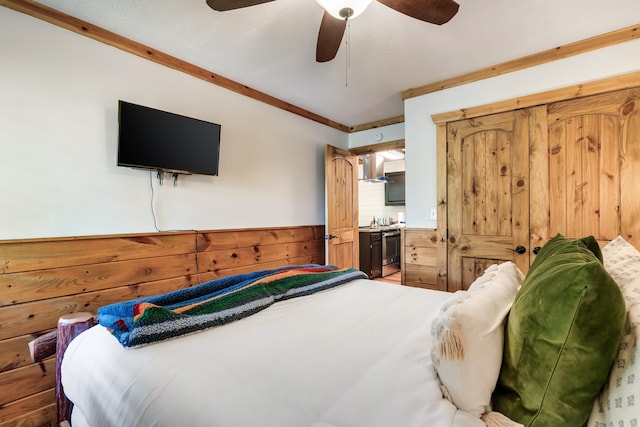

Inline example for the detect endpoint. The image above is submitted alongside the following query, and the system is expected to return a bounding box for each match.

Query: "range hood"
[360,154,387,183]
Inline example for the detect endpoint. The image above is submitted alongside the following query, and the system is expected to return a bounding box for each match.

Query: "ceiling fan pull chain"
[345,18,351,87]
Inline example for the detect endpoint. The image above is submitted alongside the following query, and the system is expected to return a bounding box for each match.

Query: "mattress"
[62,278,484,427]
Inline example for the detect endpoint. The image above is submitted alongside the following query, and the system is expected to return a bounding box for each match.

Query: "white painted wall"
[404,39,640,228]
[5,7,638,240]
[0,7,347,240]
[348,122,404,148]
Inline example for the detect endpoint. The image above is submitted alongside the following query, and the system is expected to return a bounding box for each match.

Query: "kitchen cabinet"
[359,231,382,279]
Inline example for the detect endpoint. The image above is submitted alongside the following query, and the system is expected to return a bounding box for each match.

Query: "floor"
[373,271,401,285]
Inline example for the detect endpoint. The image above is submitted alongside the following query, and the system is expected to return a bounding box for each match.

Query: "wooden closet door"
[537,89,640,247]
[447,110,530,291]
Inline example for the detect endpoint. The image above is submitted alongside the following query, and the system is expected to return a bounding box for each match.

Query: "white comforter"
[62,279,484,427]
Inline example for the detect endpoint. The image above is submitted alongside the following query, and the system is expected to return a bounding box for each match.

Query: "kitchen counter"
[358,225,404,233]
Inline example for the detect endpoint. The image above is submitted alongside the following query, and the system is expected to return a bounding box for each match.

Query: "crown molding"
[403,24,639,100]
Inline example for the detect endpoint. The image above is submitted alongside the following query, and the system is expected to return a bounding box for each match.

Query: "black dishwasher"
[359,231,382,279]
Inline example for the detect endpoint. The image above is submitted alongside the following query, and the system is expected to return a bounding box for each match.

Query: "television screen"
[117,100,221,176]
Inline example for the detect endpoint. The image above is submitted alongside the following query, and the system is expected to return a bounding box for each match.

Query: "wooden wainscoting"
[0,225,324,427]
[402,228,443,291]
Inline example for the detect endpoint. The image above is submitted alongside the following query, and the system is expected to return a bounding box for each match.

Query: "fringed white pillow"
[588,236,640,427]
[431,262,524,418]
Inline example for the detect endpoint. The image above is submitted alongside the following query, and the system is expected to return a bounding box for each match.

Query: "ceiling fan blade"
[205,0,276,12]
[316,11,347,63]
[377,0,459,25]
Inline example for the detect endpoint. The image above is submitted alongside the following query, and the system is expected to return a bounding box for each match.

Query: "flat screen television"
[385,171,405,206]
[117,100,221,176]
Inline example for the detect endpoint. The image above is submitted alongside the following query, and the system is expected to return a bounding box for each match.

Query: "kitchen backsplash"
[359,159,405,226]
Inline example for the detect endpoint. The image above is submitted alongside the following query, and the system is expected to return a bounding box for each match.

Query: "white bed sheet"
[62,279,484,427]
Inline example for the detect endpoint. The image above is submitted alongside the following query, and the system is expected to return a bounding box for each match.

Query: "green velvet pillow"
[492,234,625,426]
[527,233,603,275]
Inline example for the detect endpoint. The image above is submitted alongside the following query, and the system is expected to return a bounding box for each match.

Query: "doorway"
[350,140,406,229]
[350,140,405,281]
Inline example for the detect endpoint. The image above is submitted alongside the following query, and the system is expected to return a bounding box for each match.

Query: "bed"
[61,272,484,427]
[57,235,640,427]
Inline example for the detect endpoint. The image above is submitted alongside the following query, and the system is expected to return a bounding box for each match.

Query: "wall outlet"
[430,208,437,220]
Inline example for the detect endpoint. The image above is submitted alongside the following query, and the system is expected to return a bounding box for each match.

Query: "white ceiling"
[33,0,640,127]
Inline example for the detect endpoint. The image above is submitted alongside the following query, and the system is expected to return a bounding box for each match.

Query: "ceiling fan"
[205,0,459,62]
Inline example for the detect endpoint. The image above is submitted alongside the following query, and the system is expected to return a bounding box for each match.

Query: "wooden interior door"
[325,144,359,269]
[447,110,530,291]
[535,89,640,246]
[441,84,640,292]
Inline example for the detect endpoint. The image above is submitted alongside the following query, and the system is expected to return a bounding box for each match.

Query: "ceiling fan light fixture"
[315,0,375,19]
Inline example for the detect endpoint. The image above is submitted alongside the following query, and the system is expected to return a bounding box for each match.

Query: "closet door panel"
[599,114,620,239]
[546,90,633,244]
[447,110,530,291]
[442,84,640,293]
[620,89,640,247]
[528,105,549,252]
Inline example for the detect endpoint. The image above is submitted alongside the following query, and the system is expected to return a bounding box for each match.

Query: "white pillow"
[588,236,640,427]
[431,262,524,418]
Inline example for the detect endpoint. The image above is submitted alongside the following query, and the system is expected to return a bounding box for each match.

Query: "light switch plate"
[430,208,437,220]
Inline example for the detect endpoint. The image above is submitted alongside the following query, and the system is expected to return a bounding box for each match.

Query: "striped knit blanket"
[98,264,367,347]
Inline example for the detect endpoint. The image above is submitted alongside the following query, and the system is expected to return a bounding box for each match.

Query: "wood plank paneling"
[511,109,531,274]
[485,131,499,236]
[0,334,48,373]
[0,360,55,407]
[583,114,601,236]
[436,124,448,290]
[404,265,439,290]
[462,258,509,291]
[475,133,488,235]
[453,235,518,259]
[497,131,513,236]
[620,89,640,243]
[546,89,640,242]
[0,404,55,427]
[403,229,441,290]
[198,226,323,251]
[0,225,324,426]
[197,254,325,283]
[528,105,549,252]
[0,254,196,306]
[0,276,194,341]
[600,114,620,239]
[0,390,55,425]
[565,116,582,236]
[0,233,196,274]
[197,240,323,272]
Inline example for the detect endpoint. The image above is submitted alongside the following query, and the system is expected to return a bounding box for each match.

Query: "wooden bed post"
[56,312,95,426]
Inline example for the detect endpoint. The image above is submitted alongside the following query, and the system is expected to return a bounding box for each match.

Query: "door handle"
[326,234,337,240]
[512,245,527,255]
